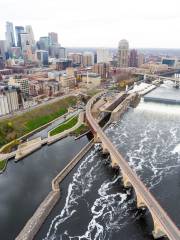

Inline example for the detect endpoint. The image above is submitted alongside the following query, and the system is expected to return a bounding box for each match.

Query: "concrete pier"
[15,138,42,161]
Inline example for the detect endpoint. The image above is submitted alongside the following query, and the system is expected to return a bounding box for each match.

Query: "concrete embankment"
[16,140,94,240]
[52,139,94,191]
[15,191,60,240]
[15,137,43,161]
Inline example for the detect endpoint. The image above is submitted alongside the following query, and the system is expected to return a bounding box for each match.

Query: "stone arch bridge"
[86,92,180,240]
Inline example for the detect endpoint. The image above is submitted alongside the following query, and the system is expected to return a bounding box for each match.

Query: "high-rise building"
[36,50,49,66]
[48,32,58,45]
[20,33,31,51]
[83,52,94,66]
[5,22,15,48]
[59,47,66,59]
[20,33,33,61]
[129,49,138,67]
[25,25,35,46]
[19,32,36,61]
[138,53,145,67]
[49,45,59,58]
[97,48,110,63]
[38,37,49,51]
[15,26,24,47]
[118,39,129,68]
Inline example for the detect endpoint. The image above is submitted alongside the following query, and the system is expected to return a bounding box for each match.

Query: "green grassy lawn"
[1,139,20,154]
[26,107,67,131]
[0,96,77,148]
[72,124,89,137]
[49,115,78,136]
[0,160,6,172]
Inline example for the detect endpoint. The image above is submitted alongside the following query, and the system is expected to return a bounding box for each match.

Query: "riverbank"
[0,159,7,173]
[0,96,77,149]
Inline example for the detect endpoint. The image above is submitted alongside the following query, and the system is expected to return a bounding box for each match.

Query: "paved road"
[86,92,180,240]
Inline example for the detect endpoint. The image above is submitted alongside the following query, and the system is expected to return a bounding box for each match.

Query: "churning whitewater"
[106,100,180,189]
[43,147,136,240]
[42,96,180,240]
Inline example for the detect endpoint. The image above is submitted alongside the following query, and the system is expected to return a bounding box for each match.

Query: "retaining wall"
[15,191,60,240]
[111,93,140,122]
[52,139,94,191]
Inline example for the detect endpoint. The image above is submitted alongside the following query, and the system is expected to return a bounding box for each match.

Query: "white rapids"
[43,148,136,240]
[105,101,180,189]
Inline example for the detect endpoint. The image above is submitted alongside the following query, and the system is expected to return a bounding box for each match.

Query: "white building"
[20,33,31,52]
[0,95,9,115]
[25,25,36,53]
[97,48,110,63]
[25,25,35,46]
[0,88,19,116]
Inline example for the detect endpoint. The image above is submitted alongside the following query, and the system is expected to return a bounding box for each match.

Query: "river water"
[0,134,89,240]
[36,83,180,240]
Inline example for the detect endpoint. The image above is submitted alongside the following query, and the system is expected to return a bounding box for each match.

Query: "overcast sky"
[0,0,180,48]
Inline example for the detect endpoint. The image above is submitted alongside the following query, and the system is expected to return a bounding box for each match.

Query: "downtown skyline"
[0,0,180,49]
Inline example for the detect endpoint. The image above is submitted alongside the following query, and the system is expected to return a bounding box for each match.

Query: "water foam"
[43,149,135,240]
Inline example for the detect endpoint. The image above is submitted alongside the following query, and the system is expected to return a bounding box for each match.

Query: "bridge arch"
[151,213,166,239]
[110,153,120,169]
[121,172,132,188]
[133,188,146,209]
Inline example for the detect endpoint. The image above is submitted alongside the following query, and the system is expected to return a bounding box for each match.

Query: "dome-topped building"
[118,39,129,68]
